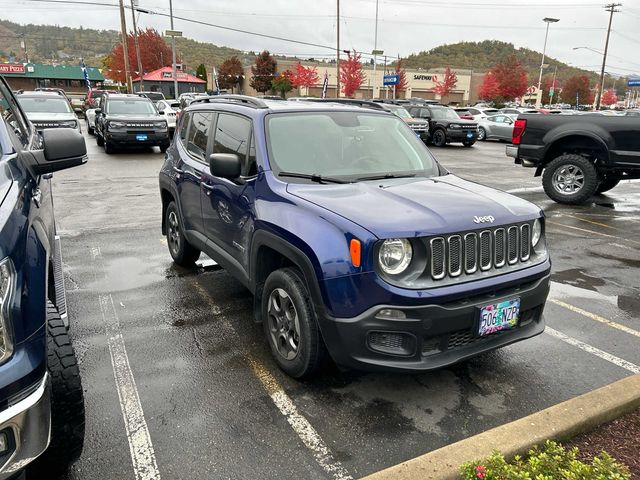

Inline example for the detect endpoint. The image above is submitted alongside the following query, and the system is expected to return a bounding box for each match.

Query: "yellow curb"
[361,374,640,480]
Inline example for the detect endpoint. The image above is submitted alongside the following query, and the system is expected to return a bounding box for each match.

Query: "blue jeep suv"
[0,76,85,478]
[159,95,551,378]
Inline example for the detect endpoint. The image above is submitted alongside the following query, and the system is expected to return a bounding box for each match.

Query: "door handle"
[172,166,184,175]
[201,182,215,195]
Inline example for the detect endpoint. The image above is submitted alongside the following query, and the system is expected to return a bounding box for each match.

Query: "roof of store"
[0,63,104,81]
[132,67,206,84]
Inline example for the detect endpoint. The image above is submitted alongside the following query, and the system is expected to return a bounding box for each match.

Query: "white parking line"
[545,327,640,374]
[505,186,544,194]
[549,298,640,339]
[100,294,161,480]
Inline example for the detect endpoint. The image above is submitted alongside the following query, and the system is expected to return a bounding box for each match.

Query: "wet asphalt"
[47,132,640,480]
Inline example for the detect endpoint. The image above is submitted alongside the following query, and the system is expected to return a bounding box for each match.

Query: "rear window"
[18,96,72,114]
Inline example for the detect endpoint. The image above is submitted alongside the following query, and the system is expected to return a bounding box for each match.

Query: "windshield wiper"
[356,173,416,181]
[278,171,349,184]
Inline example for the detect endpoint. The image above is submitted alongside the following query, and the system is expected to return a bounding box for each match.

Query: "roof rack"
[189,94,269,109]
[302,98,387,111]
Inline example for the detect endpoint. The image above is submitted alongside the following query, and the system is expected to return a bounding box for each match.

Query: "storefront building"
[132,67,206,98]
[1,63,104,92]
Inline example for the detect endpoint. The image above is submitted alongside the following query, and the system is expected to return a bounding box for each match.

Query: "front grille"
[427,222,534,282]
[409,123,429,132]
[125,123,155,128]
[34,122,62,128]
[461,124,477,130]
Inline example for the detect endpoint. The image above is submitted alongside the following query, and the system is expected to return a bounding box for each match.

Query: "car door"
[491,115,509,139]
[175,110,214,238]
[200,112,256,273]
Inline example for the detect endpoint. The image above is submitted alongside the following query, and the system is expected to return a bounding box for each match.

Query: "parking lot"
[53,135,639,480]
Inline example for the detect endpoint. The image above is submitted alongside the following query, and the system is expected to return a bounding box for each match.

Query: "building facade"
[1,63,104,92]
[132,67,207,98]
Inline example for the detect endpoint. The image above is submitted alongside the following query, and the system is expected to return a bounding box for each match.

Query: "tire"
[165,201,200,266]
[28,301,85,478]
[86,120,94,135]
[463,140,475,147]
[262,268,327,378]
[542,154,599,205]
[104,140,115,154]
[477,127,486,141]
[96,130,104,146]
[596,176,621,194]
[432,128,447,147]
[160,143,169,153]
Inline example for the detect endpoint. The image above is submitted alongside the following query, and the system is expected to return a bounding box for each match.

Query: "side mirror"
[209,153,241,179]
[74,107,83,114]
[95,108,102,114]
[24,129,87,176]
[158,110,165,115]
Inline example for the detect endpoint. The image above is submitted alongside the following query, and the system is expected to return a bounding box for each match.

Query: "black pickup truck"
[506,114,640,204]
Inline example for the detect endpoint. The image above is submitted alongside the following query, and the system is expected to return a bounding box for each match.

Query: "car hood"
[26,112,76,122]
[286,174,541,238]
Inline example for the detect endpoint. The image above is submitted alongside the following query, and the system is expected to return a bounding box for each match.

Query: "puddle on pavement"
[97,256,165,292]
[550,268,606,292]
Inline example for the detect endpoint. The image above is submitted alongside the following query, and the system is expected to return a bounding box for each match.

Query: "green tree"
[195,63,208,83]
[250,50,277,93]
[272,71,293,98]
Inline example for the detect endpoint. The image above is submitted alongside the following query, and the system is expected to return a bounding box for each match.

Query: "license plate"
[136,134,148,141]
[478,298,520,336]
[466,132,474,138]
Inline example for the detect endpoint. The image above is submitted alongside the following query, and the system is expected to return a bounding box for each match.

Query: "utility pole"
[336,0,341,97]
[130,0,144,91]
[596,3,621,110]
[169,0,179,99]
[118,0,132,93]
[372,0,379,99]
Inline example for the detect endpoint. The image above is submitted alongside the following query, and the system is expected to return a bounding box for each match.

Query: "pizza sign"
[0,64,26,74]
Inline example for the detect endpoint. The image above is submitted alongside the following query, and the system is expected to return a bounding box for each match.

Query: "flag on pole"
[321,71,328,98]
[80,59,91,90]
[213,67,220,94]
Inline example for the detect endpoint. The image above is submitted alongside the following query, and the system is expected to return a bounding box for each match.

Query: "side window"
[179,112,190,148]
[187,111,213,161]
[213,114,254,177]
[0,82,30,148]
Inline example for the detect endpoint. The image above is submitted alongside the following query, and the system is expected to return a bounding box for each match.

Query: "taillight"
[512,119,527,145]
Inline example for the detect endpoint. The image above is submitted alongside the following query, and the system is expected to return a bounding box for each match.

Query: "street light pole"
[536,17,559,108]
[372,0,379,99]
[596,3,622,110]
[169,0,179,99]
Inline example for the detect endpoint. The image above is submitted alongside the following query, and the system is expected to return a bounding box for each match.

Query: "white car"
[85,108,96,135]
[156,100,180,133]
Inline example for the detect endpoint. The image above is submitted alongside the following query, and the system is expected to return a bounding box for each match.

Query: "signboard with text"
[0,64,25,74]
[628,79,640,87]
[383,74,400,86]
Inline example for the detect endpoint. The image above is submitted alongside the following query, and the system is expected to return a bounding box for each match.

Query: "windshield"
[386,105,413,119]
[266,112,439,180]
[19,96,72,114]
[428,107,460,121]
[107,100,157,115]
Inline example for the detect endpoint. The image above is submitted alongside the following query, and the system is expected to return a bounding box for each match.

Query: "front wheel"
[542,154,599,204]
[262,268,327,378]
[431,129,447,147]
[165,201,200,266]
[104,140,115,154]
[87,121,94,135]
[596,176,621,194]
[477,127,486,141]
[160,143,169,153]
[96,131,104,146]
[462,140,475,147]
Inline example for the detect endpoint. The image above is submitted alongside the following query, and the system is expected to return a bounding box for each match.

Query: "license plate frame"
[477,297,520,337]
[136,134,148,141]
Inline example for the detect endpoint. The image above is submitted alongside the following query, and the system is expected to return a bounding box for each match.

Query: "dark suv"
[159,95,551,378]
[95,93,169,154]
[0,76,86,478]
[407,104,478,147]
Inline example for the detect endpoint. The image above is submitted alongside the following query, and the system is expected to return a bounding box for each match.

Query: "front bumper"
[106,131,169,146]
[318,273,550,372]
[447,129,478,142]
[0,375,50,479]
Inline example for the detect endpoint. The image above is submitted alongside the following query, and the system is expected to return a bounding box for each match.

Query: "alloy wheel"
[167,211,181,255]
[267,288,301,361]
[552,164,585,194]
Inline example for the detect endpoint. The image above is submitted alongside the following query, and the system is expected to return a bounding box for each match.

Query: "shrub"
[460,440,630,480]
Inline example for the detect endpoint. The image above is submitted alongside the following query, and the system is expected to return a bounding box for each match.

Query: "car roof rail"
[302,98,387,111]
[190,94,269,109]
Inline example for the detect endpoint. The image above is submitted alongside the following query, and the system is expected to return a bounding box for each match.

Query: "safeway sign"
[0,64,26,74]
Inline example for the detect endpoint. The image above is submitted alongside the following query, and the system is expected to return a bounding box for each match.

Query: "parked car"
[465,107,499,119]
[498,108,522,115]
[83,88,108,110]
[477,114,517,141]
[0,75,86,479]
[506,114,640,203]
[85,107,97,134]
[137,91,166,102]
[156,99,180,135]
[407,104,478,147]
[159,94,550,378]
[453,108,475,120]
[94,93,170,154]
[16,90,82,133]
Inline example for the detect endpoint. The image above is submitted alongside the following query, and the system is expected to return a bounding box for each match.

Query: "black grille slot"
[431,238,446,279]
[507,226,519,264]
[448,235,462,277]
[368,332,414,356]
[494,228,506,268]
[479,231,492,270]
[520,224,531,261]
[464,233,477,274]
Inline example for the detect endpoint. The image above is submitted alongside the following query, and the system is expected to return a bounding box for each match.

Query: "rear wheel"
[542,154,599,204]
[262,268,327,378]
[432,129,447,147]
[165,201,200,266]
[596,176,621,194]
[477,127,486,141]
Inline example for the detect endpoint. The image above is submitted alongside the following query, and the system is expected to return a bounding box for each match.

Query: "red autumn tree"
[563,75,593,107]
[340,52,365,97]
[217,56,244,91]
[250,50,277,93]
[105,28,175,83]
[493,55,528,101]
[289,63,319,88]
[394,59,409,94]
[479,72,500,101]
[601,88,617,106]
[433,66,457,97]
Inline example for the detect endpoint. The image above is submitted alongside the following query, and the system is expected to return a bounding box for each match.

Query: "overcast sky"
[6,0,640,77]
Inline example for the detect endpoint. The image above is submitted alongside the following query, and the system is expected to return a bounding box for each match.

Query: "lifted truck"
[506,114,640,204]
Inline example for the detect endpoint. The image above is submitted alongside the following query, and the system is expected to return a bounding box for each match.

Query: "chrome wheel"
[267,288,300,361]
[552,164,585,194]
[167,211,181,256]
[478,127,486,140]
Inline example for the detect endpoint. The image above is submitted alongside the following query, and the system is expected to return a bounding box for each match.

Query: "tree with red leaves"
[479,72,500,101]
[394,60,409,94]
[289,63,319,89]
[250,51,277,93]
[340,52,365,97]
[217,56,244,91]
[601,88,617,106]
[433,66,457,97]
[562,75,593,107]
[478,56,527,103]
[105,28,174,83]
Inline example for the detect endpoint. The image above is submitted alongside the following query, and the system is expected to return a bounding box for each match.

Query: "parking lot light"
[536,17,560,108]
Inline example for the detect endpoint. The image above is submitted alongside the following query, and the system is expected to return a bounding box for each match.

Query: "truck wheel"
[477,127,486,141]
[96,131,104,146]
[596,176,621,194]
[28,301,85,477]
[262,268,327,378]
[542,154,599,205]
[104,140,115,154]
[432,129,447,147]
[165,201,200,266]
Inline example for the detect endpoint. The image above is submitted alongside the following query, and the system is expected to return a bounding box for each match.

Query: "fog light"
[367,331,415,356]
[375,308,406,320]
[0,432,7,454]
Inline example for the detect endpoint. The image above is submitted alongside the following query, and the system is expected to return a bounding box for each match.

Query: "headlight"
[449,124,461,129]
[59,120,78,128]
[108,121,126,129]
[154,121,168,129]
[0,258,16,366]
[532,219,542,248]
[378,239,412,275]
